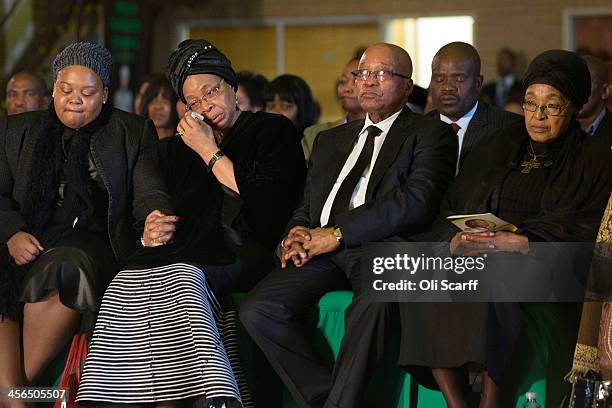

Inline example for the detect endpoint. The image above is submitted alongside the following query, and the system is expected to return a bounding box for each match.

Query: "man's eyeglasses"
[185,78,225,112]
[351,69,410,83]
[522,99,568,116]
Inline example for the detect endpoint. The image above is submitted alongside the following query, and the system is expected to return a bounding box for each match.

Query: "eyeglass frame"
[521,99,569,117]
[184,78,225,112]
[351,69,411,82]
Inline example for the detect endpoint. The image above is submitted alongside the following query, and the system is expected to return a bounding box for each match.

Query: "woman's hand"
[7,231,44,265]
[177,112,218,161]
[142,210,178,247]
[451,231,529,255]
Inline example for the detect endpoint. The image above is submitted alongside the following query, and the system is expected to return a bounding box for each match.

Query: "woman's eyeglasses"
[185,78,225,112]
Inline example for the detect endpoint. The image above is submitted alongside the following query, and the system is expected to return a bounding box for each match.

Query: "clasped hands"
[142,210,179,247]
[450,230,529,256]
[280,226,341,268]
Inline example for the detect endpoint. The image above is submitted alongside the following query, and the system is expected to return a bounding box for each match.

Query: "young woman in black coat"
[0,42,174,406]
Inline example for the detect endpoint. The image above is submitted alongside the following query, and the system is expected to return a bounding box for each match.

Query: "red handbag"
[53,332,88,408]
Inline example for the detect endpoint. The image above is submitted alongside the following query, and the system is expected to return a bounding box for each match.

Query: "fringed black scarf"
[23,102,113,246]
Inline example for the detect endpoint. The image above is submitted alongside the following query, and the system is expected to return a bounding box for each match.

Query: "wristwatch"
[208,149,225,172]
[333,226,344,245]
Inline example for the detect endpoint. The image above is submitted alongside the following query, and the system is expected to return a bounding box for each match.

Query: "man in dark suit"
[429,42,522,170]
[481,47,522,108]
[239,43,457,408]
[578,55,612,148]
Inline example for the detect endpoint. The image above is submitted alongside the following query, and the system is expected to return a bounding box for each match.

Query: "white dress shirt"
[319,109,403,227]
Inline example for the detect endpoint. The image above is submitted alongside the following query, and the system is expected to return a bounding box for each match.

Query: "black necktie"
[328,125,382,225]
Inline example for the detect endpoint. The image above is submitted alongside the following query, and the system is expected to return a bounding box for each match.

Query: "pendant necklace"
[520,140,547,174]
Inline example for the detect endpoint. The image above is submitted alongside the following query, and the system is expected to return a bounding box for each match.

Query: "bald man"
[429,42,522,170]
[578,55,611,147]
[241,43,457,408]
[5,72,49,115]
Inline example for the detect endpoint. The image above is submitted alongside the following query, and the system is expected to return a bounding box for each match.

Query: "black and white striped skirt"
[77,263,241,404]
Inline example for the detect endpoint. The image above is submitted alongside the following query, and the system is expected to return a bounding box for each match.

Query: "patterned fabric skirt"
[77,263,242,404]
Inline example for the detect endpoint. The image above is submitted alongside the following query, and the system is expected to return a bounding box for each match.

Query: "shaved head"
[364,43,413,78]
[356,43,414,122]
[433,42,481,75]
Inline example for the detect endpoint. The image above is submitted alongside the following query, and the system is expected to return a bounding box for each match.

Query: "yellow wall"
[189,23,378,122]
[152,0,612,120]
[189,26,278,80]
[284,24,378,121]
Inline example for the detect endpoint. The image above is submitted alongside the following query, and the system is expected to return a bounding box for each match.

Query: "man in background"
[5,71,49,115]
[578,55,611,148]
[481,47,522,108]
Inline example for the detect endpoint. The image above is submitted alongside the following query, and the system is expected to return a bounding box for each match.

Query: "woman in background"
[236,71,268,112]
[139,75,179,140]
[264,74,316,137]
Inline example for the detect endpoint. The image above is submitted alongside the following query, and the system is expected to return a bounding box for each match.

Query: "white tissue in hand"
[191,111,204,121]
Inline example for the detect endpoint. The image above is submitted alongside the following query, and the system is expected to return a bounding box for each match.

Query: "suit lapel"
[462,102,487,154]
[15,126,41,203]
[365,107,413,200]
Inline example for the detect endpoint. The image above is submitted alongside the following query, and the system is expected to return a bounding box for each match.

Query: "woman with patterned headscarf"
[0,42,174,407]
[77,39,306,408]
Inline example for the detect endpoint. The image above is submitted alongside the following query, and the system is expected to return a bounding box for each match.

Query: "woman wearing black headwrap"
[77,39,306,408]
[398,50,612,407]
[0,42,174,406]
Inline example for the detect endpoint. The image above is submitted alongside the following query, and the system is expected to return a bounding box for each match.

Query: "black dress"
[19,129,116,328]
[398,121,612,390]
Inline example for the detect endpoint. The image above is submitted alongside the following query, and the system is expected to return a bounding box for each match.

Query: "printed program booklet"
[447,212,518,233]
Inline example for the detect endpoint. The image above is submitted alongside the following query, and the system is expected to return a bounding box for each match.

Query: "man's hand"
[283,226,311,247]
[281,226,311,268]
[281,241,310,268]
[7,231,44,265]
[142,210,178,247]
[451,231,529,255]
[302,227,340,257]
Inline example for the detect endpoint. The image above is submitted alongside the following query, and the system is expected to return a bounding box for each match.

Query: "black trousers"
[239,248,395,408]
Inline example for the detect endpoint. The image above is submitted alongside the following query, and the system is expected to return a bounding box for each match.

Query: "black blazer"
[0,108,174,264]
[592,109,612,148]
[430,102,522,168]
[286,106,458,247]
